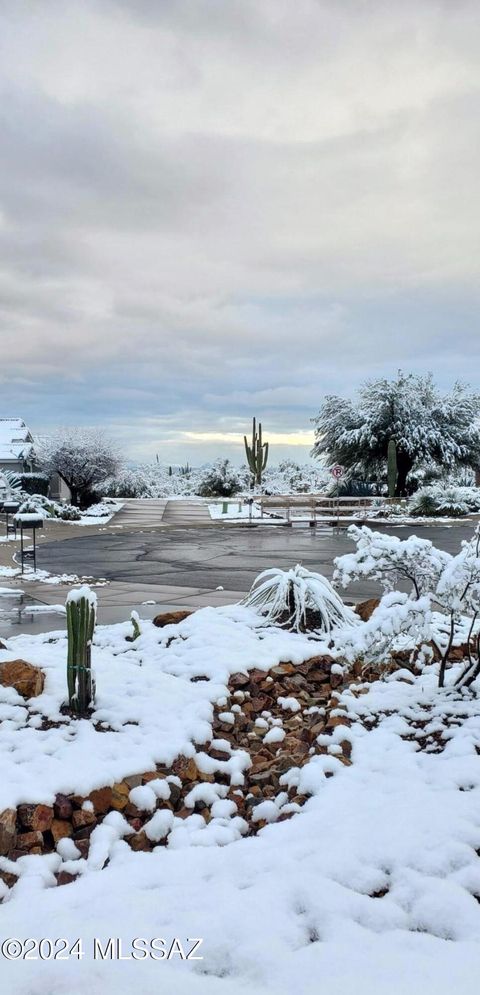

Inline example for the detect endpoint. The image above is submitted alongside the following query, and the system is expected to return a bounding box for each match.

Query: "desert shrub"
[242,563,358,634]
[410,485,480,518]
[198,460,240,497]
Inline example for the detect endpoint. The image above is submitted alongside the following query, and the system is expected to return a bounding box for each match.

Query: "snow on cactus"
[334,525,451,599]
[242,563,359,634]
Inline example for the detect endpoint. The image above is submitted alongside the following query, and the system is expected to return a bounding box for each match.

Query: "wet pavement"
[1,521,474,638]
[35,521,473,600]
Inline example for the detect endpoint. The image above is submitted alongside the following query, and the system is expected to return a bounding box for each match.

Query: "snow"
[5,664,474,994]
[0,606,319,811]
[263,726,286,744]
[2,569,480,991]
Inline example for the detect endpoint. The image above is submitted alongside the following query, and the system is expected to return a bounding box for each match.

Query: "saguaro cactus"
[244,417,269,488]
[387,438,398,498]
[66,586,97,716]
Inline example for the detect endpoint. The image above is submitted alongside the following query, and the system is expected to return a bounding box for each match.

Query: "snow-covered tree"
[38,428,120,507]
[312,372,480,496]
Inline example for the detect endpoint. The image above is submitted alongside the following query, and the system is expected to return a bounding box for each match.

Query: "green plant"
[66,587,97,716]
[130,610,141,640]
[387,439,397,497]
[244,417,269,488]
[59,505,82,521]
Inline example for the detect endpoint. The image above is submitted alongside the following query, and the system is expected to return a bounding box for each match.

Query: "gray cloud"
[0,0,479,461]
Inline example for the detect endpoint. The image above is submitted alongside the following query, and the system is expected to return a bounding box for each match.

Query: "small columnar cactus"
[66,585,97,716]
[244,417,269,488]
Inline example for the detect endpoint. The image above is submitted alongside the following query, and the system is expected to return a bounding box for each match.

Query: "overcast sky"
[1,0,479,464]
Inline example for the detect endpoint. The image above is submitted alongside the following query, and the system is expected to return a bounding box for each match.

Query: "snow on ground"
[2,607,480,993]
[2,653,480,992]
[0,607,317,810]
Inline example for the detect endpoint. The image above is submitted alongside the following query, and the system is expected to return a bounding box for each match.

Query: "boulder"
[153,609,193,628]
[18,804,53,832]
[355,598,381,622]
[0,659,45,698]
[51,819,73,843]
[0,809,16,856]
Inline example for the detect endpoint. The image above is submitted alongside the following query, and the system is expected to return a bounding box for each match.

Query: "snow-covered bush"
[341,592,432,666]
[242,564,359,634]
[334,525,450,599]
[198,460,241,497]
[335,524,480,689]
[81,502,113,518]
[410,485,480,518]
[58,504,82,521]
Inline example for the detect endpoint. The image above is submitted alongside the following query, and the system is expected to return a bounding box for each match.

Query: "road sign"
[331,465,344,479]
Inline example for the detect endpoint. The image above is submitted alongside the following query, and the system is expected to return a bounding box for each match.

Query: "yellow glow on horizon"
[180,430,314,446]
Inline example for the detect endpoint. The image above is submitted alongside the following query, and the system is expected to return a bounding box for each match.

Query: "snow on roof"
[0,418,35,463]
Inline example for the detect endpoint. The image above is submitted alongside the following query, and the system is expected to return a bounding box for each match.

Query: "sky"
[0,0,479,465]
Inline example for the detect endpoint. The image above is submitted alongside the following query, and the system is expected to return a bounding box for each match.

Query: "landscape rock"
[153,609,193,628]
[0,659,45,698]
[0,809,16,855]
[18,804,53,832]
[355,598,381,622]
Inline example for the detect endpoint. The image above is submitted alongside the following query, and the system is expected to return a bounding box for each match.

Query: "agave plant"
[242,564,358,634]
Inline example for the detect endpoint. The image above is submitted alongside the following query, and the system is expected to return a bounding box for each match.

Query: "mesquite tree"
[312,372,480,496]
[39,428,120,507]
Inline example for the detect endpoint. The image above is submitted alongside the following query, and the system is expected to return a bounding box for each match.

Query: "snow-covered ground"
[1,601,480,993]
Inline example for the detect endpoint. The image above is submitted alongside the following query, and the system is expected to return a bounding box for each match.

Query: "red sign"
[331,465,344,479]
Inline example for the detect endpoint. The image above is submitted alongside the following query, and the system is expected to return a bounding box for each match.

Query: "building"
[0,418,36,474]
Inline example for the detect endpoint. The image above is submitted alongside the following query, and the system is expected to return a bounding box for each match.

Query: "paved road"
[36,522,474,602]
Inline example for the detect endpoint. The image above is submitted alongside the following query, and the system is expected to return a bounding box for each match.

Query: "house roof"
[0,418,35,463]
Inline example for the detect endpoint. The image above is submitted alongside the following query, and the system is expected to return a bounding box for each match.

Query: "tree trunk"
[395,451,414,497]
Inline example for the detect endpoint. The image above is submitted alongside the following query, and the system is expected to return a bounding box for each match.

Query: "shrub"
[198,460,240,497]
[58,505,81,521]
[409,485,480,518]
[242,563,358,634]
[19,472,49,496]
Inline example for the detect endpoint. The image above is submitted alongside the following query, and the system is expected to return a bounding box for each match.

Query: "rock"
[88,787,113,814]
[18,804,53,832]
[72,825,96,842]
[51,819,73,843]
[54,794,73,820]
[355,598,380,622]
[153,609,193,628]
[111,782,130,810]
[72,809,96,830]
[0,659,45,698]
[129,831,151,851]
[0,869,18,889]
[16,830,43,851]
[74,839,90,859]
[141,771,163,784]
[171,757,198,781]
[0,809,16,856]
[56,871,78,886]
[167,782,181,807]
[124,774,142,789]
[230,673,250,687]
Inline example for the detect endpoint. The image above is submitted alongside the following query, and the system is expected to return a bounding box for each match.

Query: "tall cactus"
[387,438,398,498]
[66,586,97,716]
[244,417,269,488]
